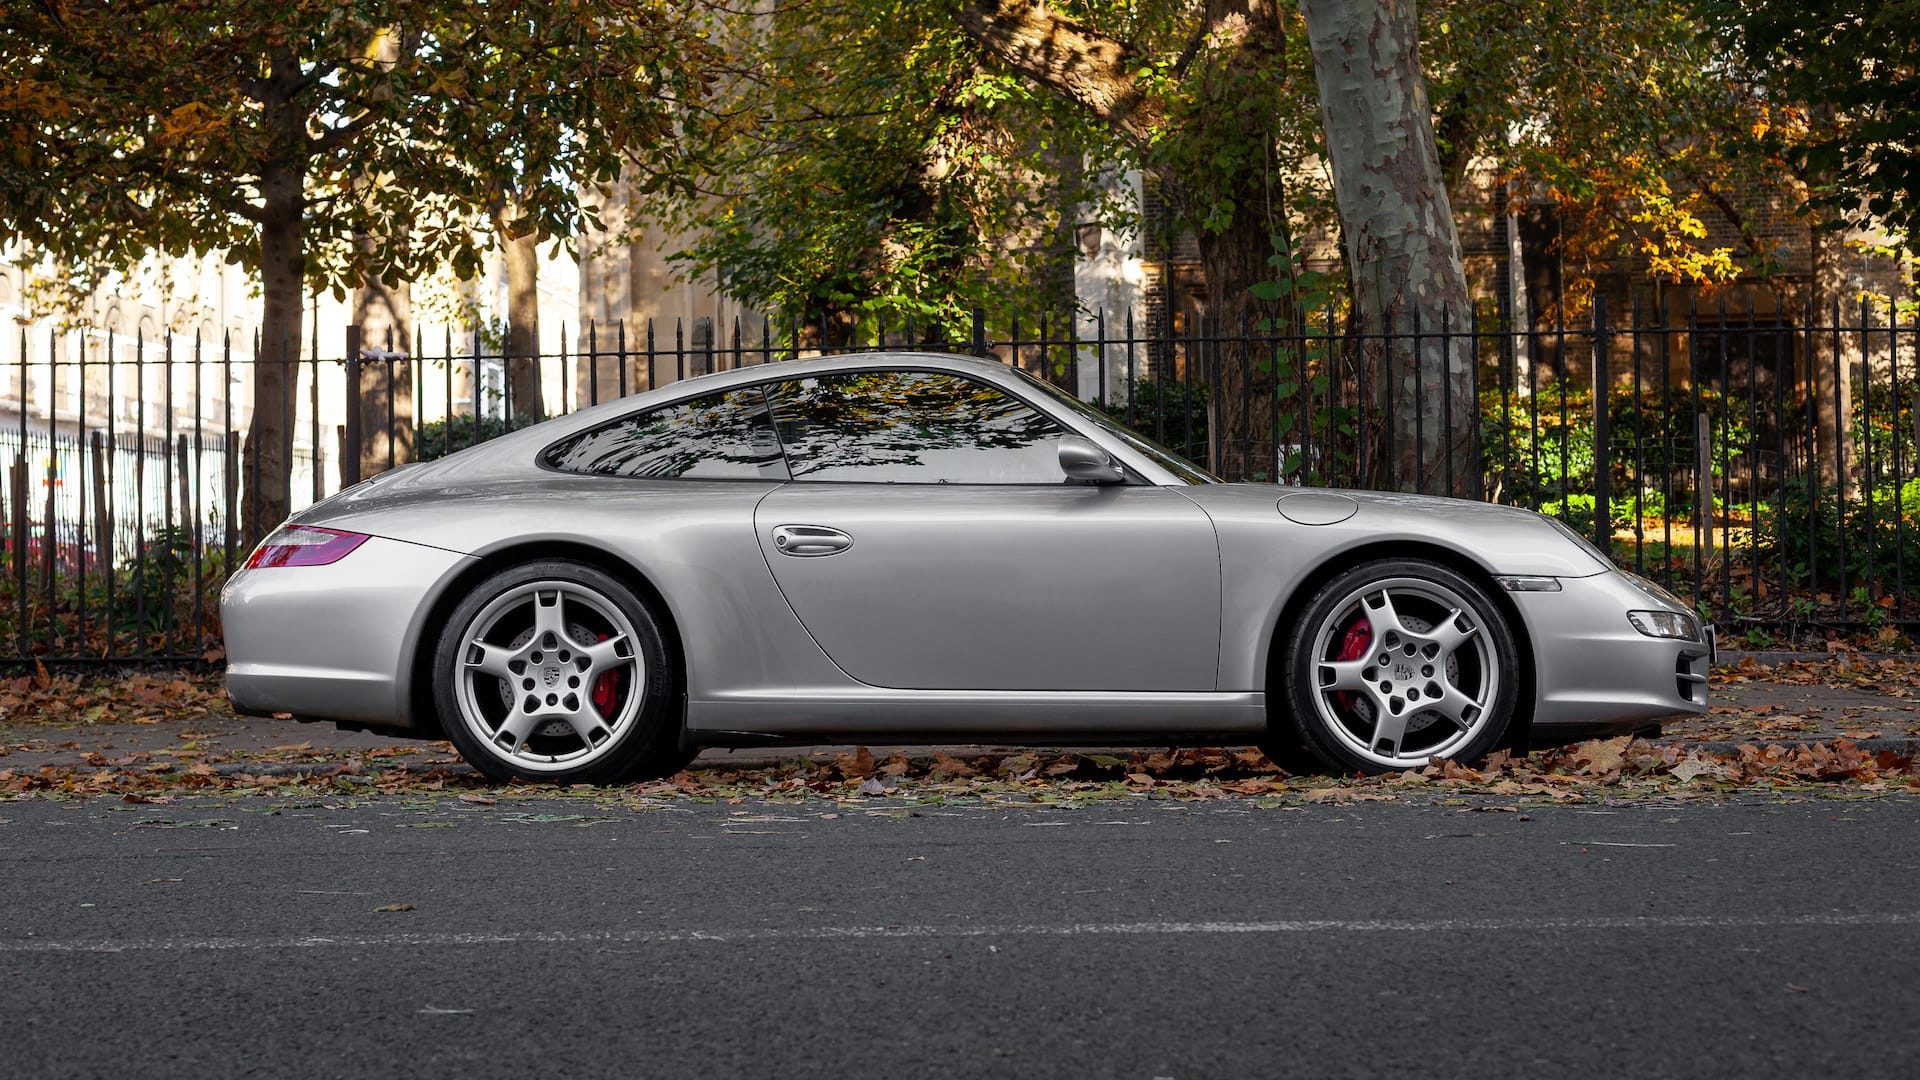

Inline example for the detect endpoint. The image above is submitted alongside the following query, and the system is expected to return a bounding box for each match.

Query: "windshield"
[1011,367,1220,484]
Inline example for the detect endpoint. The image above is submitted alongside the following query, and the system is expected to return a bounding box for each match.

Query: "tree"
[496,207,544,423]
[1703,0,1920,250]
[663,0,1097,345]
[1421,0,1787,303]
[0,1,708,541]
[952,0,1320,479]
[1298,0,1473,494]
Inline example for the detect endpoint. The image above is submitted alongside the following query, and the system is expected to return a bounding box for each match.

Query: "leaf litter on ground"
[4,666,1919,805]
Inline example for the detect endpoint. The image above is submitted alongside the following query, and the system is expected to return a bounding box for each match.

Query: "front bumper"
[221,535,472,730]
[1509,571,1711,731]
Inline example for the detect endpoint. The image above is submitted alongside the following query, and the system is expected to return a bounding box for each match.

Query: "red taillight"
[243,525,370,569]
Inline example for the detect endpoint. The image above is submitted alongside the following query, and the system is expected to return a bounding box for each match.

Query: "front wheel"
[433,560,693,784]
[1274,558,1520,774]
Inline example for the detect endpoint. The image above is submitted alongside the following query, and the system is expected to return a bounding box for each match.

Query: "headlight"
[1627,609,1700,641]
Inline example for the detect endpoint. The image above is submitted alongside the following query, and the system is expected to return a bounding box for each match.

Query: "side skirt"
[686,690,1267,742]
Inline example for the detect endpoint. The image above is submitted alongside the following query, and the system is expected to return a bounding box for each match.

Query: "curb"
[1716,650,1916,667]
[13,736,1916,784]
[1665,736,1920,758]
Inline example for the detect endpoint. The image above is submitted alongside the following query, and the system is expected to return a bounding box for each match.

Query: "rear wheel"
[433,560,693,784]
[1274,558,1520,774]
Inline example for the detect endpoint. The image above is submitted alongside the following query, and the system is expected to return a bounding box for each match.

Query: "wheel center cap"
[542,667,563,688]
[1393,661,1418,682]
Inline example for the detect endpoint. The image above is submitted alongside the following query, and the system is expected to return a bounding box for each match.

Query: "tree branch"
[309,110,380,155]
[951,0,1159,142]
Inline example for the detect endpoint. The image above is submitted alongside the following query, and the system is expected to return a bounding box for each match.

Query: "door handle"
[771,524,853,557]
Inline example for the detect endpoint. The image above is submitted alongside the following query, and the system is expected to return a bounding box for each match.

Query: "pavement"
[4,653,1918,779]
[3,793,1918,1078]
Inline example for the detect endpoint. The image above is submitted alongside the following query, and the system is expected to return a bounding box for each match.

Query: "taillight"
[243,525,370,569]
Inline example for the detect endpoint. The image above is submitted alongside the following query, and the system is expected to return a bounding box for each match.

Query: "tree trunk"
[1301,0,1475,496]
[501,212,544,422]
[1186,0,1287,482]
[241,50,310,546]
[351,257,414,478]
[1194,198,1284,480]
[244,155,301,546]
[350,27,414,478]
[1808,223,1855,495]
[953,0,1289,481]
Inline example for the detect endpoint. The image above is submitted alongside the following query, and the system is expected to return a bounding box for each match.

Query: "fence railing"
[4,299,1917,664]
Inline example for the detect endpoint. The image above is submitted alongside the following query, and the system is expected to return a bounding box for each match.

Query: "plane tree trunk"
[1300,0,1475,495]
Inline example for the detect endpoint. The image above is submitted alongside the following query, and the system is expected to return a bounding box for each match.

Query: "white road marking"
[3,912,1918,954]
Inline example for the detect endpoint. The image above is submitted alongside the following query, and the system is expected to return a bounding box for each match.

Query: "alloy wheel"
[451,579,646,773]
[1306,576,1501,770]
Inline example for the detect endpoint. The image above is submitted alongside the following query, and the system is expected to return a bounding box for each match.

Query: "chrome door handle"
[771,524,853,557]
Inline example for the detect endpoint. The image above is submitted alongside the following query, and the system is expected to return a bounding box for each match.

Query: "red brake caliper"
[590,632,623,718]
[1331,617,1372,715]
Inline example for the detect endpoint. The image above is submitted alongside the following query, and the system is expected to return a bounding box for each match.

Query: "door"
[752,369,1221,692]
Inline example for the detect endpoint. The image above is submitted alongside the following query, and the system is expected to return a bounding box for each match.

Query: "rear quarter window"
[543,387,789,480]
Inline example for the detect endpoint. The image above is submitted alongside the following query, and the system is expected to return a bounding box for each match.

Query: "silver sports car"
[221,352,1712,783]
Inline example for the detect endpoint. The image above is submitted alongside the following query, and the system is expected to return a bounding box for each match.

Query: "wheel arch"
[1261,539,1537,751]
[404,539,689,742]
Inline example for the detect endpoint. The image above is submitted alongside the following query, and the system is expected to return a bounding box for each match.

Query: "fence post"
[223,431,240,555]
[343,325,362,487]
[970,309,989,359]
[88,431,110,563]
[1696,412,1713,551]
[10,454,24,607]
[5,454,19,570]
[175,435,190,532]
[1591,294,1611,550]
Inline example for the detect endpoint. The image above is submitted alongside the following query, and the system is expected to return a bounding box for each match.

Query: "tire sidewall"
[433,559,681,784]
[1283,558,1521,774]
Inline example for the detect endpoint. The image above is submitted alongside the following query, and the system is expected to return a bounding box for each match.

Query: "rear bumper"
[1510,571,1711,731]
[221,536,472,730]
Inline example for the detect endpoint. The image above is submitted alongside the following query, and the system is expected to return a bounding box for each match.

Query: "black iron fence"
[4,299,1917,665]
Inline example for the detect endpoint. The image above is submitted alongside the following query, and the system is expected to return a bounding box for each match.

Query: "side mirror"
[1058,435,1126,484]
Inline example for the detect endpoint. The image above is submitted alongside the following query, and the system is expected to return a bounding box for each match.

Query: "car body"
[221,351,1712,780]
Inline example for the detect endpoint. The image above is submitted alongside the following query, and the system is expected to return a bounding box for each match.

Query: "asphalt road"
[3,794,1918,1079]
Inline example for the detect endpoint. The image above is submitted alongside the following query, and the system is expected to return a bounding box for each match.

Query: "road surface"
[3,793,1917,1078]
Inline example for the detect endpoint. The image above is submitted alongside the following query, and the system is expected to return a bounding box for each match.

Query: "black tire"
[1253,723,1326,778]
[433,559,693,784]
[1276,558,1521,775]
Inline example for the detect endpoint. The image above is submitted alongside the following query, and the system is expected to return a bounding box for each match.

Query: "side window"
[766,370,1069,484]
[543,387,788,480]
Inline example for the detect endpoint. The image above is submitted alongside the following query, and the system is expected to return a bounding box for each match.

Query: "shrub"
[416,414,534,461]
[1765,476,1920,590]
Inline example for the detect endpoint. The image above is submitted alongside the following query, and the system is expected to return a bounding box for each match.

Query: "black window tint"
[767,371,1068,484]
[543,387,788,480]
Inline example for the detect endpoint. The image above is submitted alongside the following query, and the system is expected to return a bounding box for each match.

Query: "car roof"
[653,349,1019,392]
[360,348,1198,491]
[554,350,1036,428]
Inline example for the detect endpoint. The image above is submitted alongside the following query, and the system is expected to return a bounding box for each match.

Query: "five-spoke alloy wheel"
[1275,558,1520,774]
[433,560,690,784]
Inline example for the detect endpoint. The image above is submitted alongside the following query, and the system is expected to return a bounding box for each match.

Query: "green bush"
[0,525,231,656]
[1480,380,1755,510]
[1765,476,1920,590]
[416,414,536,461]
